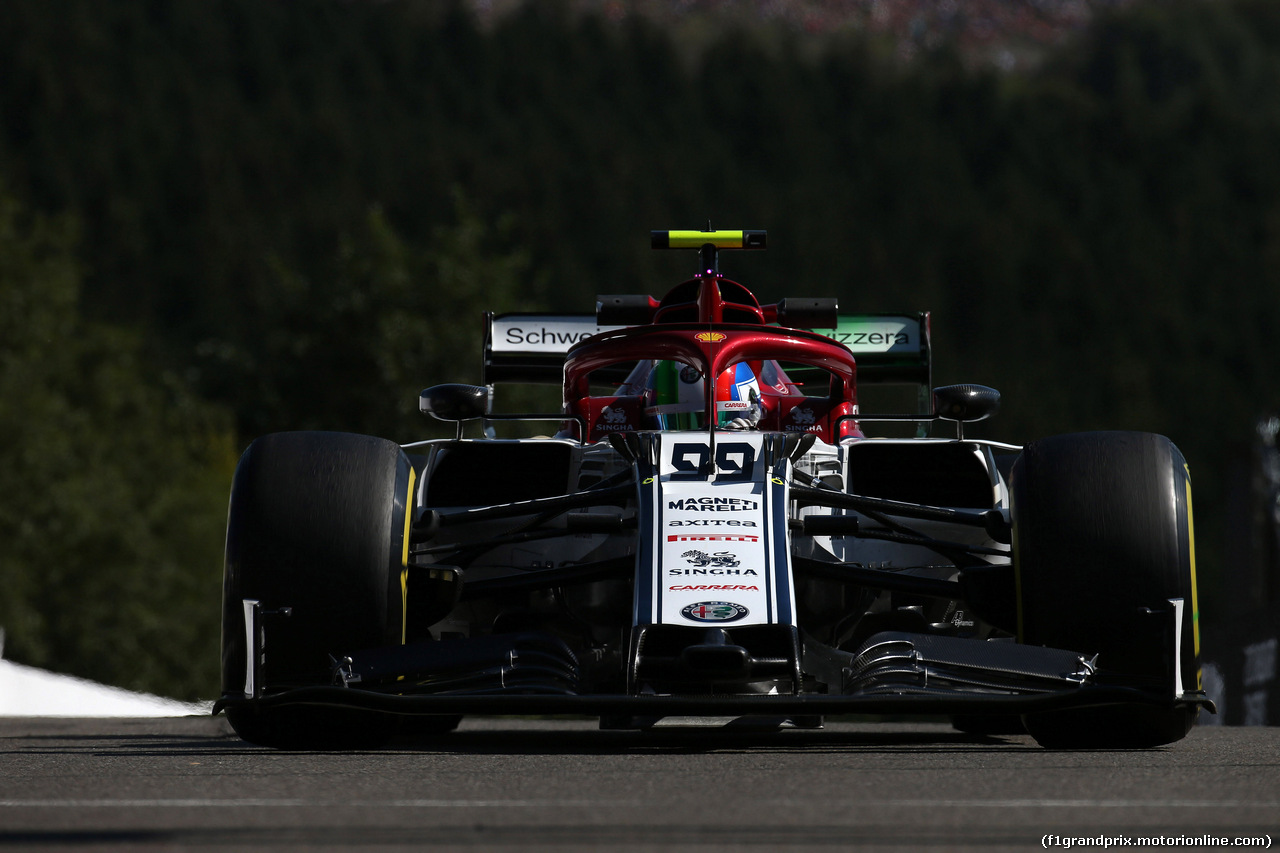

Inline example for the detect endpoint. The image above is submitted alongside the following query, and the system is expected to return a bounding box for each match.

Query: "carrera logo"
[668,534,759,542]
[695,331,727,343]
[670,585,759,591]
[681,601,748,623]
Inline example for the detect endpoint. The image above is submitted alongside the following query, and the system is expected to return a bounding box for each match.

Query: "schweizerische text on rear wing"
[483,311,931,388]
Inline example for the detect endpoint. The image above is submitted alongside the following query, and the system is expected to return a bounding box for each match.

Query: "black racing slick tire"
[220,431,416,749]
[1010,431,1201,749]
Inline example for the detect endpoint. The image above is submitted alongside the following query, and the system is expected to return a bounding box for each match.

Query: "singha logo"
[790,407,816,425]
[681,550,741,567]
[601,406,628,424]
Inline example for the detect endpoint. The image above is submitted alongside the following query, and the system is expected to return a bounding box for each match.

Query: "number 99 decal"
[669,442,756,482]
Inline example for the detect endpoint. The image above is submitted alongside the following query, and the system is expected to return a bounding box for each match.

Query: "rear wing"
[483,311,931,388]
[483,314,626,385]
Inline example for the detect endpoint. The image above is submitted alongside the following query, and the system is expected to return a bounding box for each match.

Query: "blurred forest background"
[2,0,1279,701]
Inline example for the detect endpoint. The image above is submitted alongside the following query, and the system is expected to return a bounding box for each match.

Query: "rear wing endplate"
[483,311,931,388]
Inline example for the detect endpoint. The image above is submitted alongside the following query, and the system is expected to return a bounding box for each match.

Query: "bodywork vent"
[846,442,994,508]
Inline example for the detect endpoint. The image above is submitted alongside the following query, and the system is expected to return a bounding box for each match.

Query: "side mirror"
[420,384,489,424]
[933,384,1000,438]
[597,295,658,326]
[776,298,838,329]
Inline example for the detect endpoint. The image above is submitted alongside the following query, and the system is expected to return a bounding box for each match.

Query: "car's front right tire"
[1010,431,1201,748]
[220,431,415,749]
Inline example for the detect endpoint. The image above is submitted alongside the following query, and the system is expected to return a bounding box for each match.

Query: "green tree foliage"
[0,192,234,700]
[194,189,539,439]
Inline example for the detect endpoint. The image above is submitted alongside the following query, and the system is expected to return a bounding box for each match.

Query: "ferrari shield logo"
[681,601,749,623]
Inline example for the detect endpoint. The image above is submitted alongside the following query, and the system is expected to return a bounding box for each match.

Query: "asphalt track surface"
[0,716,1275,852]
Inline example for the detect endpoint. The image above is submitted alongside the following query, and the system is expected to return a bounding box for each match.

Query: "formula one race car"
[216,229,1214,749]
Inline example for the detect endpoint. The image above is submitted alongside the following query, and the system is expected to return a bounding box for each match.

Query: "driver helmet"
[645,360,765,429]
[645,360,706,429]
[714,362,762,429]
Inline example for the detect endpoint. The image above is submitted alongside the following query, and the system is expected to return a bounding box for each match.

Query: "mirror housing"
[597,294,659,326]
[420,384,490,422]
[776,297,838,329]
[933,385,1000,438]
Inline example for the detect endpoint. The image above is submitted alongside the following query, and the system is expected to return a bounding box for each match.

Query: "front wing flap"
[214,629,1213,719]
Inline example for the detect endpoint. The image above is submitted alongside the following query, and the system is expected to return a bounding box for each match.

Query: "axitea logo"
[668,519,757,527]
[667,497,759,512]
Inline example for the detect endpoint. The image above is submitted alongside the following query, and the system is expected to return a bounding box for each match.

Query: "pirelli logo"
[667,535,759,543]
